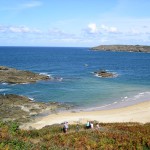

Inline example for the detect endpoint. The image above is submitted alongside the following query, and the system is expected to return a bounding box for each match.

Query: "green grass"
[0,121,150,149]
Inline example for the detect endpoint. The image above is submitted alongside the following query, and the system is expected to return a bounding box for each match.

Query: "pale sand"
[21,101,150,129]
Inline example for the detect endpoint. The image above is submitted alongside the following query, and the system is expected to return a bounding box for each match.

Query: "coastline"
[91,45,150,53]
[20,100,150,129]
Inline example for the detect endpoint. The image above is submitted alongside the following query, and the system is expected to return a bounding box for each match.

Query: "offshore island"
[91,45,150,52]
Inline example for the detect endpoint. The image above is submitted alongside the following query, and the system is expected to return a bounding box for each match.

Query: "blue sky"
[0,0,150,47]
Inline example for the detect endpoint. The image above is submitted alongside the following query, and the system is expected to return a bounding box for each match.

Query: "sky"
[0,0,150,47]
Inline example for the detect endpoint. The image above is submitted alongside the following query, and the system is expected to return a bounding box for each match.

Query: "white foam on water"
[28,97,34,101]
[0,88,9,92]
[39,72,63,81]
[21,83,30,85]
[114,91,150,109]
[39,72,52,78]
[79,91,150,112]
[2,82,8,85]
[93,71,119,78]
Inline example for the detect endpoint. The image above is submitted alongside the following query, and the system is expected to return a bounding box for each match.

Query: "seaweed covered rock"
[0,66,50,84]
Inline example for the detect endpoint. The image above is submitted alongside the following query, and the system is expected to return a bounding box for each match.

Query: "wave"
[2,82,8,85]
[39,72,52,78]
[55,77,63,81]
[21,83,30,85]
[0,88,10,92]
[28,97,34,101]
[121,92,150,102]
[39,72,63,82]
[81,91,150,111]
[93,71,119,78]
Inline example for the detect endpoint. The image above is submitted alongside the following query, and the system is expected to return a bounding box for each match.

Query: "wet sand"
[21,100,150,129]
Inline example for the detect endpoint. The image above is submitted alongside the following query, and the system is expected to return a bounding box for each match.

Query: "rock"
[0,94,73,124]
[0,66,51,84]
[91,45,150,53]
[94,70,115,78]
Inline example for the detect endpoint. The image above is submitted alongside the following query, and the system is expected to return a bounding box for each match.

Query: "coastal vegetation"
[0,120,149,149]
[91,45,150,53]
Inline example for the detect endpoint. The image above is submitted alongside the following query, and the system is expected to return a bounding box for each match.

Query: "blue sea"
[0,47,150,111]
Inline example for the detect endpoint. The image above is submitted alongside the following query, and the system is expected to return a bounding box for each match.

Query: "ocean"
[0,46,150,111]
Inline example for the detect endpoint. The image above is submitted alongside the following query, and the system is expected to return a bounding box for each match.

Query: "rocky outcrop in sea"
[94,70,116,78]
[0,66,50,84]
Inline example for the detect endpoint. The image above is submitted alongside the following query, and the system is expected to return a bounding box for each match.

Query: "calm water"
[0,47,150,110]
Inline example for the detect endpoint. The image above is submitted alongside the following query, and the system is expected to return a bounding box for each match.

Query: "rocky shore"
[91,45,150,53]
[0,66,74,124]
[0,94,73,124]
[0,66,50,84]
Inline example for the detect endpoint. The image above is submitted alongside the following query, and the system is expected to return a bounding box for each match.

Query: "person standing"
[90,122,94,129]
[76,124,79,132]
[86,121,91,129]
[63,121,69,133]
[96,123,100,129]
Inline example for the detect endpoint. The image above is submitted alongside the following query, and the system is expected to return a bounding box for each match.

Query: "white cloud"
[88,23,98,33]
[0,25,41,33]
[0,0,42,11]
[100,24,118,33]
[9,26,30,33]
[81,22,150,46]
[1,22,150,47]
[48,28,66,36]
[84,23,119,35]
[130,29,141,35]
[21,1,42,9]
[48,28,76,39]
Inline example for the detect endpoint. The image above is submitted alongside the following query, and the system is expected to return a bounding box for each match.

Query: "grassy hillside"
[0,120,150,149]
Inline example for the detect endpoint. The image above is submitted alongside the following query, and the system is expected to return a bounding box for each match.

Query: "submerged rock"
[0,66,50,84]
[94,70,115,78]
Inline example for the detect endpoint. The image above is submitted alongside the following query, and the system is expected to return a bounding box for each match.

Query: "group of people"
[62,121,100,133]
[62,121,80,133]
[86,121,100,130]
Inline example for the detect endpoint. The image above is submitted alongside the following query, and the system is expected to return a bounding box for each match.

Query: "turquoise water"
[0,47,150,110]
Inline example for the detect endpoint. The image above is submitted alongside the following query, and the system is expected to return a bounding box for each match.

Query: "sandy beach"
[21,100,150,129]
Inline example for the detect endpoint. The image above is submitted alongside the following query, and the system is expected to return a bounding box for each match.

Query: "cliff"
[91,45,150,52]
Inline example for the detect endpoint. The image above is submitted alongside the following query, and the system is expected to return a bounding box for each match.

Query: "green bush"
[8,121,19,134]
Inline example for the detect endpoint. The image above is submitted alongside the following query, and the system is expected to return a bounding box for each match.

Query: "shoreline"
[20,100,150,130]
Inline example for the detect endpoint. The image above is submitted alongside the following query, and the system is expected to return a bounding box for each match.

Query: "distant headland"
[91,45,150,53]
